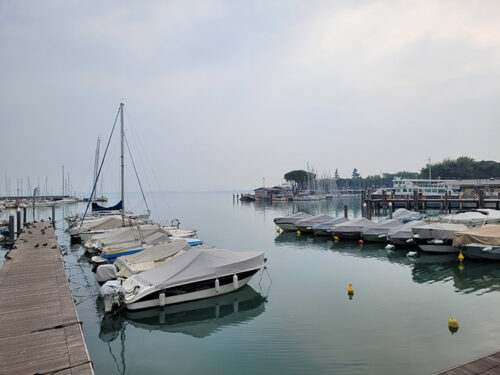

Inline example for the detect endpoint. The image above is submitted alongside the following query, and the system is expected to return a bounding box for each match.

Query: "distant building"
[254,185,293,200]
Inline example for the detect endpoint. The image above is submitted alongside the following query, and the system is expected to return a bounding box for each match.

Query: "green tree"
[284,170,315,191]
[352,168,360,179]
[334,168,339,179]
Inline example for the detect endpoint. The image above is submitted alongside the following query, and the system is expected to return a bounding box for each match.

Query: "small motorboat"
[273,212,312,231]
[331,218,374,240]
[295,214,334,233]
[453,224,500,260]
[412,223,468,253]
[100,247,266,312]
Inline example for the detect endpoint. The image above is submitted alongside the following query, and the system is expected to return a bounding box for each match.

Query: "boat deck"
[435,351,500,375]
[0,221,94,375]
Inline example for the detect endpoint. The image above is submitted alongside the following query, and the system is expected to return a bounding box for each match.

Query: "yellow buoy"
[458,252,464,262]
[296,230,301,236]
[333,236,339,241]
[347,283,354,294]
[276,227,281,234]
[458,262,464,272]
[448,317,459,334]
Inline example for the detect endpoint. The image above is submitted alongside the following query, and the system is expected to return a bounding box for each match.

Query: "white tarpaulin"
[91,224,164,249]
[331,218,374,234]
[134,248,265,289]
[362,219,406,236]
[311,217,348,231]
[387,220,427,241]
[412,223,468,240]
[391,209,420,220]
[295,215,334,228]
[274,212,312,225]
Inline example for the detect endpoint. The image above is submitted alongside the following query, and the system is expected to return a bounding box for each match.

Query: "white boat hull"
[127,275,254,311]
[418,244,458,253]
[276,223,299,231]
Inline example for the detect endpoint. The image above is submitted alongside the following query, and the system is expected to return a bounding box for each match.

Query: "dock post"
[479,190,485,209]
[23,207,27,225]
[413,190,418,211]
[51,205,56,228]
[344,205,348,219]
[382,190,387,210]
[8,212,15,244]
[362,202,367,218]
[361,190,366,208]
[388,202,393,218]
[16,207,21,236]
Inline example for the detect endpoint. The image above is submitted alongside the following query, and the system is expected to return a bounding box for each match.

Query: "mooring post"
[8,211,15,244]
[51,205,56,228]
[479,190,485,209]
[344,205,348,219]
[362,202,367,218]
[388,202,393,218]
[23,206,27,225]
[413,190,418,211]
[382,190,387,210]
[16,207,21,236]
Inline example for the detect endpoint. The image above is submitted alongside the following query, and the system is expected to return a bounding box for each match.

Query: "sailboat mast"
[93,138,100,202]
[120,102,125,216]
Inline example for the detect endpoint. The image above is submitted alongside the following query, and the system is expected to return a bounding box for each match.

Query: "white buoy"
[215,278,220,293]
[233,274,239,290]
[407,251,417,257]
[385,244,395,250]
[159,292,166,307]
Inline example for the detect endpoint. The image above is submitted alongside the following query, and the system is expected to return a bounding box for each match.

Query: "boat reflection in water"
[99,285,267,341]
[275,231,500,295]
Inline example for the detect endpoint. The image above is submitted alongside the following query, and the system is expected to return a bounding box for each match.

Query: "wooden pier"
[435,351,500,375]
[0,221,94,375]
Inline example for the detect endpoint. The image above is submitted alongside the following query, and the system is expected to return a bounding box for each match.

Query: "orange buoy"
[359,239,364,245]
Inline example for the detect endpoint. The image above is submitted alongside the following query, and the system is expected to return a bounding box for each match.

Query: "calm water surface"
[2,193,499,374]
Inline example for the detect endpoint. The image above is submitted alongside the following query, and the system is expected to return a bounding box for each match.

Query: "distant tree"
[334,168,339,179]
[420,156,500,179]
[352,168,360,179]
[284,170,316,191]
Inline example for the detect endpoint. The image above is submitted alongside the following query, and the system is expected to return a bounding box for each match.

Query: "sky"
[1,0,499,194]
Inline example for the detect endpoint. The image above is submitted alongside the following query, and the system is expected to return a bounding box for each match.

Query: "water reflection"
[274,231,500,295]
[100,285,267,341]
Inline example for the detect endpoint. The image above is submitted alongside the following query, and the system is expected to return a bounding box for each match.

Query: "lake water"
[2,193,499,374]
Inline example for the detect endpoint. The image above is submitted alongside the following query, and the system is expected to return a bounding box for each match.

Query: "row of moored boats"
[274,208,500,260]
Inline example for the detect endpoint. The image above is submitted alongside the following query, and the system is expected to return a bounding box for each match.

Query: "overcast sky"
[1,0,499,194]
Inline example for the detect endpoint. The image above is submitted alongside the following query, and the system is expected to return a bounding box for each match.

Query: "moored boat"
[274,212,312,231]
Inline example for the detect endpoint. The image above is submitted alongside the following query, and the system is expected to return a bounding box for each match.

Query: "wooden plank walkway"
[435,351,500,375]
[0,221,94,375]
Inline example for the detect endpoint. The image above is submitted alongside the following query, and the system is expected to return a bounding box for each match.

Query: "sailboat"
[70,102,150,241]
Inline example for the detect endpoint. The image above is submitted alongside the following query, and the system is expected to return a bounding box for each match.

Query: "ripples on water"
[1,194,499,375]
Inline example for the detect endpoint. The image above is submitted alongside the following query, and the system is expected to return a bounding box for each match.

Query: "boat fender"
[276,227,281,233]
[233,274,239,290]
[378,234,386,238]
[406,238,414,243]
[482,246,493,252]
[159,292,166,307]
[215,278,220,293]
[333,236,339,241]
[358,239,364,245]
[385,244,394,250]
[296,230,301,236]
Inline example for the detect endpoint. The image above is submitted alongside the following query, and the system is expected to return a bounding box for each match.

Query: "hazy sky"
[1,1,499,194]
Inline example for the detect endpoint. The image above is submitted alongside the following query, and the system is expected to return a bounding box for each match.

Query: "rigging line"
[79,106,121,229]
[124,134,150,214]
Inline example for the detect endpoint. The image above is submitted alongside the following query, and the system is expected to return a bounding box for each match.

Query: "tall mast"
[62,165,65,196]
[120,102,125,216]
[92,137,101,202]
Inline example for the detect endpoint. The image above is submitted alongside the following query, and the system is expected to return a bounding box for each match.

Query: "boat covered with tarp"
[391,208,420,221]
[331,218,374,240]
[452,225,500,260]
[295,215,334,233]
[362,219,407,242]
[95,239,193,282]
[412,223,468,253]
[100,247,265,312]
[274,212,312,231]
[442,209,500,225]
[312,217,349,236]
[387,220,427,245]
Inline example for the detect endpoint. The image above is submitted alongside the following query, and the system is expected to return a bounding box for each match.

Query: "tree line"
[284,157,499,191]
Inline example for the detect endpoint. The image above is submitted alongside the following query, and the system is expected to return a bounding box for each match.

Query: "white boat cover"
[273,212,312,225]
[452,225,500,247]
[331,218,374,234]
[114,240,192,277]
[95,264,117,283]
[442,209,500,225]
[311,217,348,231]
[89,224,165,248]
[391,209,420,220]
[101,230,171,256]
[295,215,334,228]
[362,219,406,236]
[412,223,468,240]
[134,248,265,289]
[387,220,427,241]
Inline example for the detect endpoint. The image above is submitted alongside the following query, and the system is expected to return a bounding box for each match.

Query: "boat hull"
[333,231,362,240]
[418,244,458,253]
[363,234,388,242]
[127,274,256,311]
[462,245,500,261]
[276,223,299,231]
